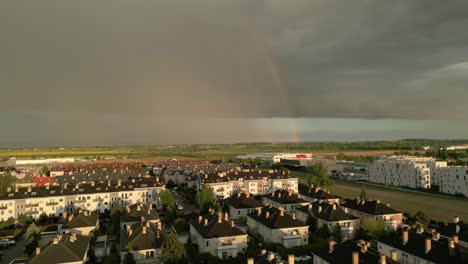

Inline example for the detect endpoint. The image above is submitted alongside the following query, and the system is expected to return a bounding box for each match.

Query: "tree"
[316,223,331,239]
[332,224,343,242]
[39,213,48,223]
[158,189,175,211]
[359,185,368,201]
[123,252,136,264]
[361,218,386,240]
[104,244,120,264]
[0,173,16,195]
[25,222,41,242]
[161,233,187,264]
[41,166,50,176]
[308,162,333,187]
[18,214,29,225]
[24,237,39,256]
[198,186,216,213]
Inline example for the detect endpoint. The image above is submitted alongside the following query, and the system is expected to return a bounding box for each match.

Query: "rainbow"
[257,32,301,143]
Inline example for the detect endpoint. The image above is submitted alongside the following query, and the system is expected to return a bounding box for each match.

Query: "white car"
[0,239,16,246]
[294,255,312,262]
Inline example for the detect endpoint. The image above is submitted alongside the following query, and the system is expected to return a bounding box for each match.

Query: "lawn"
[328,180,468,222]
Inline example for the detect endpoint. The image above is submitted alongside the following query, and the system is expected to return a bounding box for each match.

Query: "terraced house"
[340,199,403,230]
[0,177,164,221]
[190,212,248,259]
[225,192,263,220]
[120,221,166,263]
[198,169,298,199]
[262,189,309,214]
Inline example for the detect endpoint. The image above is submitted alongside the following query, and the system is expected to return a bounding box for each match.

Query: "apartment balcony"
[25,211,39,215]
[74,200,87,204]
[217,243,238,250]
[282,234,301,240]
[0,206,7,210]
[25,204,39,208]
[46,202,59,206]
[93,198,104,202]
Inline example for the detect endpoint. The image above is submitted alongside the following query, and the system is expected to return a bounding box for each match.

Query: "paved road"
[0,239,26,264]
[173,193,199,214]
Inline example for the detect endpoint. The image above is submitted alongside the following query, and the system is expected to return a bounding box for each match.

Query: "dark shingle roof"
[225,192,263,209]
[342,199,402,215]
[190,213,247,239]
[121,203,159,223]
[60,211,99,229]
[247,206,308,229]
[120,221,165,252]
[199,169,293,184]
[313,240,399,264]
[29,233,90,264]
[315,204,359,222]
[379,230,468,264]
[436,221,468,243]
[263,189,307,205]
[300,186,339,200]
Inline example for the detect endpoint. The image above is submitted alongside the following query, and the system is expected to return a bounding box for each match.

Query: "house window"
[206,241,209,247]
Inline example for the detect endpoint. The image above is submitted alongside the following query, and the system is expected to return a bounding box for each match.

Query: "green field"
[2,139,468,161]
[329,180,468,222]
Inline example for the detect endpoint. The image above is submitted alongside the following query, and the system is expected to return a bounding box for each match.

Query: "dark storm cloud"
[0,0,467,146]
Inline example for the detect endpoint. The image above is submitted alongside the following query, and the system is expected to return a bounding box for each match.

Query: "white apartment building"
[0,178,164,221]
[437,166,468,197]
[198,169,298,199]
[368,156,432,189]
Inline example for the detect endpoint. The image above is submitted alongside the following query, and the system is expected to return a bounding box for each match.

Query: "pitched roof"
[247,206,308,229]
[379,230,468,264]
[120,221,166,252]
[29,233,90,264]
[190,213,247,239]
[435,221,468,243]
[121,203,159,223]
[199,169,294,184]
[263,189,308,205]
[225,192,263,209]
[312,240,399,264]
[60,211,99,229]
[341,199,402,215]
[314,204,359,222]
[300,186,339,200]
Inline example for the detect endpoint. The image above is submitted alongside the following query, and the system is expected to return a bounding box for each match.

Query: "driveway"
[0,239,26,264]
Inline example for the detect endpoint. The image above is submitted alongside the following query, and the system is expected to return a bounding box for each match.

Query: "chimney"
[266,211,270,218]
[225,212,229,221]
[454,216,460,223]
[344,207,348,213]
[36,247,41,255]
[329,240,335,253]
[332,204,337,210]
[433,232,440,240]
[352,251,359,264]
[246,192,250,198]
[456,224,460,234]
[417,227,424,234]
[425,238,431,253]
[261,249,267,256]
[379,254,386,264]
[128,229,133,236]
[247,258,254,264]
[257,208,261,216]
[308,204,312,210]
[288,254,294,264]
[231,220,235,227]
[64,182,68,189]
[146,222,150,227]
[278,192,282,198]
[453,235,459,244]
[377,200,380,203]
[157,231,160,238]
[118,179,122,187]
[91,181,95,187]
[390,250,397,261]
[63,212,67,219]
[27,186,32,192]
[142,226,147,234]
[280,207,284,216]
[14,187,18,192]
[107,180,111,187]
[70,233,77,242]
[318,206,322,213]
[237,192,241,198]
[218,212,222,223]
[402,230,408,245]
[157,222,162,230]
[53,237,59,244]
[6,187,11,193]
[268,252,275,261]
[361,241,368,252]
[204,218,209,226]
[292,213,296,220]
[198,216,203,223]
[137,205,141,211]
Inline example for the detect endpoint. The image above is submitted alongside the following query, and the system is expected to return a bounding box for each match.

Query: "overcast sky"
[1,0,468,147]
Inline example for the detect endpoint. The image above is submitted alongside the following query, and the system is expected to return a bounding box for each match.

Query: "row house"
[120,221,166,263]
[340,199,403,230]
[262,189,309,214]
[30,233,91,264]
[377,228,468,264]
[0,178,164,221]
[435,216,468,248]
[296,202,360,240]
[57,210,99,236]
[299,185,340,204]
[247,206,309,248]
[312,240,399,264]
[225,192,263,220]
[190,212,248,259]
[120,203,160,230]
[198,169,298,199]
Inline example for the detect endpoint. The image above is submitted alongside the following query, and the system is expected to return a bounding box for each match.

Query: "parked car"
[294,255,312,262]
[0,239,15,247]
[177,204,184,210]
